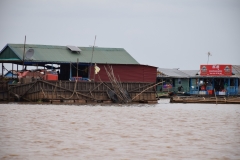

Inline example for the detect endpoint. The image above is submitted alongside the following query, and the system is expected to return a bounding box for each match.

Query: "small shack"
[157,68,192,93]
[189,64,239,96]
[157,65,240,96]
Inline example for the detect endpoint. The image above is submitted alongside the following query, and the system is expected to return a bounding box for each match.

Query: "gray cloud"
[0,0,239,72]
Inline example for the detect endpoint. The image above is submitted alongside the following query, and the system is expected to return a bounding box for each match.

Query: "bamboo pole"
[154,85,160,100]
[132,81,164,100]
[104,65,130,103]
[105,65,131,103]
[214,88,217,105]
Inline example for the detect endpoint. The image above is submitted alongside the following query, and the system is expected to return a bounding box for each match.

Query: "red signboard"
[200,64,232,76]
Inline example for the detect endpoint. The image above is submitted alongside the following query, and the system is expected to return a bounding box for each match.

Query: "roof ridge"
[1,43,139,65]
[7,43,125,49]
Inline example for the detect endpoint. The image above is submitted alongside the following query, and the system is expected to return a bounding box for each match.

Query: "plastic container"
[207,90,213,95]
[45,74,58,80]
[199,91,207,95]
[219,91,226,95]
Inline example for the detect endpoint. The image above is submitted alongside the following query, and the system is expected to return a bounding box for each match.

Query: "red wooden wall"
[89,64,157,83]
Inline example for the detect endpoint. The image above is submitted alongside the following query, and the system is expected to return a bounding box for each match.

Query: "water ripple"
[0,100,240,159]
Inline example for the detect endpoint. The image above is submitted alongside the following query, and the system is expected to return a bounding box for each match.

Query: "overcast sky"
[0,0,239,72]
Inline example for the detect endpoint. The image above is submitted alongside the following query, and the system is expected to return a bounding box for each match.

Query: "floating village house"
[0,44,156,82]
[157,65,240,96]
[0,44,158,103]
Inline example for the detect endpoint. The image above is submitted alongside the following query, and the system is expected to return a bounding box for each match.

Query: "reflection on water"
[0,99,240,159]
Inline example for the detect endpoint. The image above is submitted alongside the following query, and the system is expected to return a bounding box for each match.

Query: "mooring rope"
[58,80,78,100]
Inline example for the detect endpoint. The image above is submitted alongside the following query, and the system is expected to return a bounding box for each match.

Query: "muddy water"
[0,99,240,160]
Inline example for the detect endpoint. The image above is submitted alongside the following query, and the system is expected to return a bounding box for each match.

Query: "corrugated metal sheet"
[158,68,240,78]
[158,68,189,78]
[90,64,157,83]
[0,44,139,65]
[180,70,199,77]
[232,65,240,77]
[0,46,21,60]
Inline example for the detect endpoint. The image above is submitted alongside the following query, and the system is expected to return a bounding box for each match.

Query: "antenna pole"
[22,35,26,70]
[207,52,211,65]
[89,35,96,80]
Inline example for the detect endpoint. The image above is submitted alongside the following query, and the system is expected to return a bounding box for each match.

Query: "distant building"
[157,65,240,96]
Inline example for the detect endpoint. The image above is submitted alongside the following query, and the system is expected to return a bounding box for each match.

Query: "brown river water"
[0,99,240,160]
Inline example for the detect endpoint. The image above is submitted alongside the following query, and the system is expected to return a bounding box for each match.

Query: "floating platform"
[0,80,158,104]
[170,96,240,104]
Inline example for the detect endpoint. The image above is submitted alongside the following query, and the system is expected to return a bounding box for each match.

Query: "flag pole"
[22,35,26,70]
[89,35,96,81]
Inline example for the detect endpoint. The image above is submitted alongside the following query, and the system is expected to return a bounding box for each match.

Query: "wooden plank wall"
[0,82,8,100]
[7,80,157,102]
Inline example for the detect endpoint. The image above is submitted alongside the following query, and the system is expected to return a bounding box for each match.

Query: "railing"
[157,86,190,93]
[227,86,238,95]
[70,77,90,81]
[189,86,238,96]
[157,84,239,96]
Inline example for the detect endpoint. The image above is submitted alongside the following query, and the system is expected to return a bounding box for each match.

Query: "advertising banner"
[200,64,232,76]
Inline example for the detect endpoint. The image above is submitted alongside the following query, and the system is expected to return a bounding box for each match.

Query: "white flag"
[95,64,100,74]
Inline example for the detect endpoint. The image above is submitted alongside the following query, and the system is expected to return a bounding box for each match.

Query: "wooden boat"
[170,96,240,104]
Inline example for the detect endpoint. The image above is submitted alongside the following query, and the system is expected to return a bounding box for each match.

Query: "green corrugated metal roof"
[0,44,139,64]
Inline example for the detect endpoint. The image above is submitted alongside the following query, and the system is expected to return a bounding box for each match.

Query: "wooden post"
[22,35,26,70]
[77,58,78,80]
[17,64,18,80]
[214,88,217,105]
[44,64,45,78]
[70,62,72,80]
[235,78,238,95]
[197,78,200,95]
[12,63,13,79]
[33,69,34,81]
[1,63,3,77]
[162,78,164,93]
